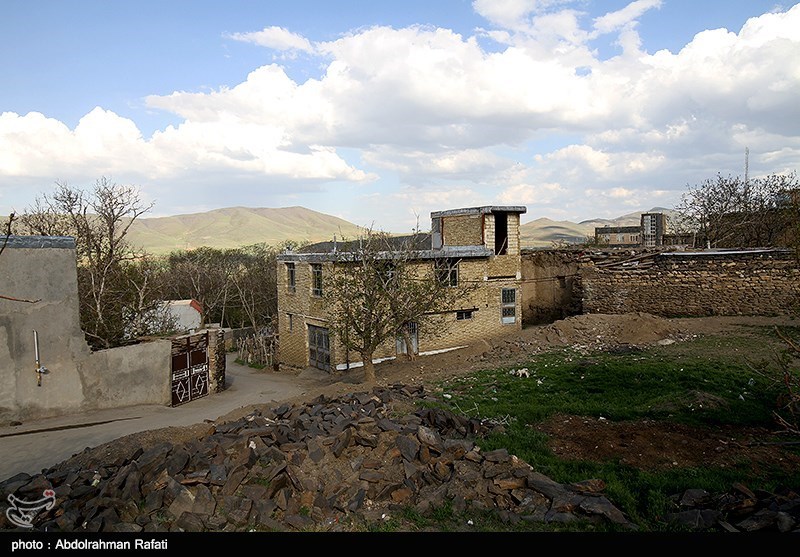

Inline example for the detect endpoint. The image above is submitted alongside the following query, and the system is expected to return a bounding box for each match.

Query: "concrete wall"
[582,249,800,317]
[521,249,583,325]
[0,236,173,423]
[0,237,91,423]
[80,341,171,410]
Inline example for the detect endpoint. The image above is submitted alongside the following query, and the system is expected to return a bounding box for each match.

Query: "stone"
[190,484,216,515]
[736,509,778,531]
[483,449,510,463]
[175,512,206,532]
[285,514,315,530]
[167,484,196,519]
[332,428,352,458]
[221,465,248,496]
[679,488,711,507]
[417,425,442,448]
[569,479,606,494]
[396,435,420,462]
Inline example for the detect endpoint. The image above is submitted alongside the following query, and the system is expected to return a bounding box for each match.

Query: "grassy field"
[401,324,800,532]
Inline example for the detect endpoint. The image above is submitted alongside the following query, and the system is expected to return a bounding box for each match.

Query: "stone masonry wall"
[442,214,483,246]
[582,250,800,317]
[521,250,583,325]
[276,256,523,372]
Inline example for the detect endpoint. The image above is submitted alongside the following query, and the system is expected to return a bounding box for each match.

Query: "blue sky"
[1,0,798,233]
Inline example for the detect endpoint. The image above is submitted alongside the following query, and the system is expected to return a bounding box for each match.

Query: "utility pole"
[744,146,749,185]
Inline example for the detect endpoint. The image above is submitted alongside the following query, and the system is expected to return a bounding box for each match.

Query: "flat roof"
[431,206,527,218]
[2,235,76,249]
[278,245,493,262]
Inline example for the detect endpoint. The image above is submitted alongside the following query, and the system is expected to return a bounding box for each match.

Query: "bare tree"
[675,171,798,248]
[122,255,178,339]
[324,229,473,383]
[18,177,155,348]
[227,243,278,331]
[0,212,41,304]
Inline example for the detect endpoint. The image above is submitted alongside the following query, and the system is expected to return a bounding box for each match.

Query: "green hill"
[126,206,367,254]
[520,207,678,248]
[5,205,679,254]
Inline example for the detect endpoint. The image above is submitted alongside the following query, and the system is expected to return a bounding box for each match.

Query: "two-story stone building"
[276,205,526,372]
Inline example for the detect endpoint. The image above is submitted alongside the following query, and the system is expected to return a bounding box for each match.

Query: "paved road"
[0,354,328,481]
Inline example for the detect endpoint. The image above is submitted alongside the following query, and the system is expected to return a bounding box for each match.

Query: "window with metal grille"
[435,258,459,287]
[456,310,473,320]
[501,288,516,324]
[286,262,296,292]
[311,263,323,296]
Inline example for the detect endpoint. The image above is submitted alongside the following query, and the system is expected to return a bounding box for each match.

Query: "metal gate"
[396,321,419,356]
[308,325,330,371]
[171,332,209,406]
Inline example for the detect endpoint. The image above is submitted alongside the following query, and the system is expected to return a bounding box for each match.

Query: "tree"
[121,255,178,339]
[675,171,798,248]
[227,243,279,331]
[161,243,283,330]
[0,212,41,304]
[324,229,474,383]
[17,177,155,349]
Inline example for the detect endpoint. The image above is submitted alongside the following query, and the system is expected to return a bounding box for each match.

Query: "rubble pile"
[0,384,635,532]
[2,383,797,532]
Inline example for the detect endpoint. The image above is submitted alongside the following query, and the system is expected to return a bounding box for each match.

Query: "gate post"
[208,329,227,393]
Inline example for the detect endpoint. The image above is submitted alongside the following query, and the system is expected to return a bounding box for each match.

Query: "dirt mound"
[523,312,688,349]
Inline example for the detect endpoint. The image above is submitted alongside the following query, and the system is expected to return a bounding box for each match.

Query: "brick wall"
[442,214,483,246]
[276,254,523,371]
[582,250,800,317]
[277,259,334,369]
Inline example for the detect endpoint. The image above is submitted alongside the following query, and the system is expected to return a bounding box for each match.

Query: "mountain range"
[126,206,367,254]
[520,207,678,248]
[123,205,678,254]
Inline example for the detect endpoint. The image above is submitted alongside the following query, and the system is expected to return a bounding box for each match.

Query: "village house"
[276,206,526,371]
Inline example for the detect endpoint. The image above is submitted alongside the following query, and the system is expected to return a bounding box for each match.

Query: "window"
[501,288,516,324]
[288,313,293,332]
[456,310,473,320]
[286,262,296,292]
[494,212,508,255]
[617,233,624,242]
[435,258,459,287]
[311,263,323,296]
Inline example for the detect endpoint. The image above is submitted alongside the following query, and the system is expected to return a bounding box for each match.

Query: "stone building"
[594,212,668,247]
[594,225,641,247]
[276,206,526,371]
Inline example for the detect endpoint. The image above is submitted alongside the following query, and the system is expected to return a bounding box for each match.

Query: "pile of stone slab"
[0,384,635,532]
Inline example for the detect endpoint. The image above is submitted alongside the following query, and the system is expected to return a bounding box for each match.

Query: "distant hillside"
[127,206,367,254]
[520,207,678,248]
[5,205,680,253]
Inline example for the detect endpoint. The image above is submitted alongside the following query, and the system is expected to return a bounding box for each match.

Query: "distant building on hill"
[595,212,669,248]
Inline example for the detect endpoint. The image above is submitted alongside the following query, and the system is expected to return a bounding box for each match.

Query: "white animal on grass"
[508,368,530,378]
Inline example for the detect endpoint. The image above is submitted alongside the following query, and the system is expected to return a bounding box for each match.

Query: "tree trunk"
[401,329,417,361]
[362,353,376,383]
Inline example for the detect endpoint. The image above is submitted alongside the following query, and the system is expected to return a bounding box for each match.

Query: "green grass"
[411,328,800,532]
